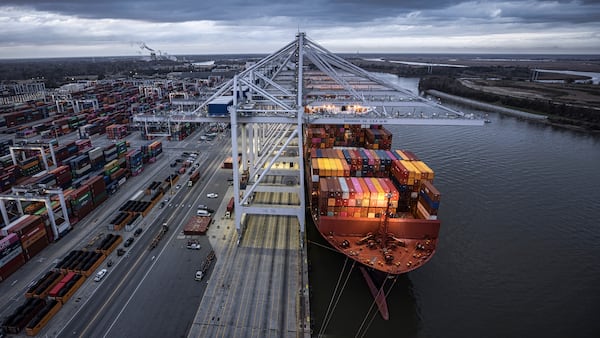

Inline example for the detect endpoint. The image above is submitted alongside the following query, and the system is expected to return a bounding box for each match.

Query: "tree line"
[419,76,600,131]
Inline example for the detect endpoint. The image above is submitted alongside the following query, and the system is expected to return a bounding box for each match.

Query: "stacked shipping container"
[1,215,49,261]
[141,141,162,163]
[317,177,401,218]
[105,124,128,139]
[87,147,105,170]
[125,149,143,176]
[308,126,440,221]
[0,233,26,281]
[306,124,391,150]
[0,164,18,192]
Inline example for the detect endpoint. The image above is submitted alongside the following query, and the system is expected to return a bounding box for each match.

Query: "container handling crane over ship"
[133,32,483,324]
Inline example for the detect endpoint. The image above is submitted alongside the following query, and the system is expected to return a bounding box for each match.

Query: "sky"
[1,0,599,58]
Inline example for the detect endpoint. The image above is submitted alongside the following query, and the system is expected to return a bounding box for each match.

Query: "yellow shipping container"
[337,158,344,176]
[319,158,327,176]
[325,158,332,177]
[332,158,339,176]
[104,159,119,171]
[331,158,338,176]
[400,160,420,183]
[330,158,337,176]
[412,161,435,181]
[395,150,409,160]
[371,179,388,207]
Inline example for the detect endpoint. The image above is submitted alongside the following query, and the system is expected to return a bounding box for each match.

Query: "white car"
[187,240,201,250]
[196,209,211,217]
[206,193,218,199]
[94,269,107,282]
[194,270,204,281]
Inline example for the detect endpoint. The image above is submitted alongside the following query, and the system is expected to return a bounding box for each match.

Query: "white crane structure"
[133,33,483,244]
[0,187,72,240]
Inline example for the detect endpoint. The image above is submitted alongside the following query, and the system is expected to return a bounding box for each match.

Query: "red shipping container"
[0,252,26,281]
[23,235,49,261]
[19,223,47,249]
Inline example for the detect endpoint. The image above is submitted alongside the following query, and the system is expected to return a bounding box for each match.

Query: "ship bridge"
[132,33,482,243]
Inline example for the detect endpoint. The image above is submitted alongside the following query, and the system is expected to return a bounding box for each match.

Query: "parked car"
[207,193,218,199]
[196,209,211,217]
[94,269,107,282]
[187,240,201,250]
[134,228,143,236]
[197,205,215,213]
[124,237,134,247]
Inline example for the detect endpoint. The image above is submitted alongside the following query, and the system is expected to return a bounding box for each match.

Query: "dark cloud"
[2,1,331,22]
[1,0,599,57]
[4,0,598,24]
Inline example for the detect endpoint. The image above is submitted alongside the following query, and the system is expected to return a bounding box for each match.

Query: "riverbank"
[426,89,600,133]
[426,89,548,120]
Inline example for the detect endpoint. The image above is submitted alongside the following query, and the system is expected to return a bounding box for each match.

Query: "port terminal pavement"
[187,185,311,338]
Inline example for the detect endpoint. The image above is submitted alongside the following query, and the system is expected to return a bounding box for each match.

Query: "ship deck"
[313,212,439,275]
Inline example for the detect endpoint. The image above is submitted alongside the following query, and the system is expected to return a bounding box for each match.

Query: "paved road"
[53,133,233,337]
[0,126,232,337]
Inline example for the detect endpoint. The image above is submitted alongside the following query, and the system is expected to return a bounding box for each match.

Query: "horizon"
[1,51,599,63]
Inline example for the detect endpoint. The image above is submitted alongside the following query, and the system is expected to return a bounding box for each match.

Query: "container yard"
[0,75,194,333]
[0,135,168,283]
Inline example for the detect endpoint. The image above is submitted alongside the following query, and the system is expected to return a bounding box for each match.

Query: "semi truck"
[188,170,200,187]
[225,197,234,218]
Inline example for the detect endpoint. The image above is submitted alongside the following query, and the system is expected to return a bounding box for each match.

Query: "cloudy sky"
[1,0,599,58]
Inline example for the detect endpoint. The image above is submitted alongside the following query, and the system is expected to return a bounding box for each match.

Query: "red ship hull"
[312,213,439,275]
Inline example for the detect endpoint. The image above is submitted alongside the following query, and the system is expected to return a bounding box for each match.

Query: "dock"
[187,189,311,337]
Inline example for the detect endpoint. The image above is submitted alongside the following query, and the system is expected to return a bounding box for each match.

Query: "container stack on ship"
[305,124,441,276]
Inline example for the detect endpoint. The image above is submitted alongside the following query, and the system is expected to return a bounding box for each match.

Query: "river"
[307,77,600,338]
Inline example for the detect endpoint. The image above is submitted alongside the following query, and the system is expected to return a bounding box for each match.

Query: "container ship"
[305,124,441,319]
